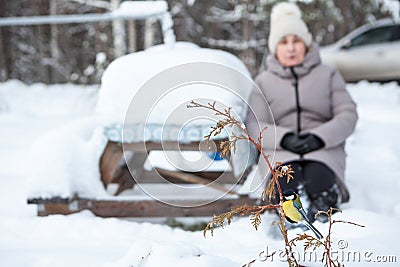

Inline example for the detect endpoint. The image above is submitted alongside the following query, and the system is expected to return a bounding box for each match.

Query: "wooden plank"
[99,141,124,186]
[155,168,238,195]
[28,197,259,217]
[118,168,239,184]
[123,139,227,152]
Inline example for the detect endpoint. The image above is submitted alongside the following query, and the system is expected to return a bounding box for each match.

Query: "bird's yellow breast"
[283,200,302,222]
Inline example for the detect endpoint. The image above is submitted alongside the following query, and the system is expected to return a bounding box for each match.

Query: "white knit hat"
[268,2,312,53]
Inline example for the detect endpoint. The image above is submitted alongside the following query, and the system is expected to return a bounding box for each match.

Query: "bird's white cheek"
[285,195,295,200]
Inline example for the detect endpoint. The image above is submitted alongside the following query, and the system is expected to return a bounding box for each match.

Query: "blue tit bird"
[282,189,323,239]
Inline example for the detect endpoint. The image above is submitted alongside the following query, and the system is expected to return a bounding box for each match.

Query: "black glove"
[281,133,325,155]
[280,133,302,153]
[296,133,325,154]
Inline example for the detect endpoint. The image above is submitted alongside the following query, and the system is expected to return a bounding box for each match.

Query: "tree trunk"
[128,20,136,53]
[144,18,156,49]
[240,8,255,76]
[0,29,7,81]
[111,0,126,57]
[49,0,63,83]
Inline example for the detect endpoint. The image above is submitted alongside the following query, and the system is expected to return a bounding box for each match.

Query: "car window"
[350,25,399,47]
[392,25,400,41]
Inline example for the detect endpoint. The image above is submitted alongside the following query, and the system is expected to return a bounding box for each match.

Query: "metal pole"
[0,12,167,26]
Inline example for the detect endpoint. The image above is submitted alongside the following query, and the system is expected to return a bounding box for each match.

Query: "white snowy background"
[1,77,400,266]
[1,0,400,265]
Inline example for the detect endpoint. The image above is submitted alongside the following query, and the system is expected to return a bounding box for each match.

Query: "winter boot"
[307,185,340,223]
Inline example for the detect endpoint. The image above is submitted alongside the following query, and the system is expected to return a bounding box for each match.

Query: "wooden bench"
[28,138,259,217]
[99,139,246,195]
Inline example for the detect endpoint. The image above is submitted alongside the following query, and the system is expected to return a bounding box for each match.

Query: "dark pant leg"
[302,161,340,222]
[303,161,336,194]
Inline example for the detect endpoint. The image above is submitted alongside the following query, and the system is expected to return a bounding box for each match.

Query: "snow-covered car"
[320,19,400,82]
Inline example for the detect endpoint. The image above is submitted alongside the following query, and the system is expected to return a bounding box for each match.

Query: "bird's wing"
[293,201,309,221]
[293,202,324,239]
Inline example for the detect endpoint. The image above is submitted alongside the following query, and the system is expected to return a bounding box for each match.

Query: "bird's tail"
[302,221,323,239]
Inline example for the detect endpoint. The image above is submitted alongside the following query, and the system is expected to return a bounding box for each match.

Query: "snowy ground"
[0,79,400,266]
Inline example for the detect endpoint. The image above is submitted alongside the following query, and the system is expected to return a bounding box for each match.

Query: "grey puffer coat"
[246,43,358,202]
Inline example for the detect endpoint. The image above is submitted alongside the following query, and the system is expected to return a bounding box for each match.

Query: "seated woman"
[246,2,358,222]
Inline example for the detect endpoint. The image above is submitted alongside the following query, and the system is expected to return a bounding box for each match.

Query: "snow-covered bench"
[27,42,261,217]
[97,42,257,196]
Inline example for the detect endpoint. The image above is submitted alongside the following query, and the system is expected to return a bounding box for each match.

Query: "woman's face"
[276,35,307,67]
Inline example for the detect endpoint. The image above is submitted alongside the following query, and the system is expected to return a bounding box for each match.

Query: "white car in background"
[320,19,400,82]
